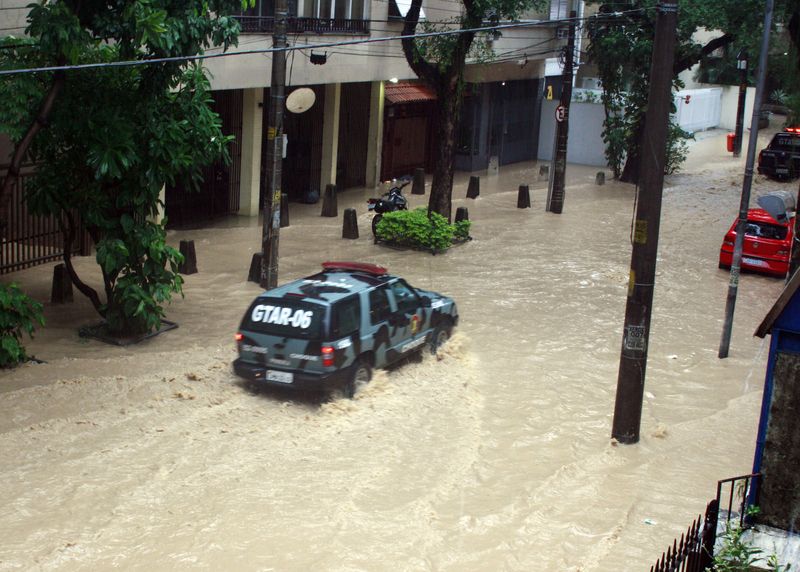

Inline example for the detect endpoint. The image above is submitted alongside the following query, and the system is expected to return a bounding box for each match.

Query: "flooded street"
[0,130,790,570]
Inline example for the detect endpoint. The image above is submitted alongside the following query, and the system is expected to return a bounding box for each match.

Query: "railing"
[716,473,761,528]
[649,474,761,572]
[234,15,370,34]
[650,500,717,572]
[1,171,87,275]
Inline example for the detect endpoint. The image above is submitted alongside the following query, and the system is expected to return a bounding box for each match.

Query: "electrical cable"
[0,7,645,77]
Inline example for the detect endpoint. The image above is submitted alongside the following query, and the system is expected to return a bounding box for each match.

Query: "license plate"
[743,257,768,268]
[266,370,293,384]
[776,168,789,174]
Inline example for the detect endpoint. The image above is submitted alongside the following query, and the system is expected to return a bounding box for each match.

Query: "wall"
[538,99,607,167]
[759,349,800,532]
[673,88,721,133]
[203,0,554,91]
[718,85,757,131]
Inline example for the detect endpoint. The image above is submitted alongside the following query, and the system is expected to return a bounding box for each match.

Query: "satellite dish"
[286,88,316,114]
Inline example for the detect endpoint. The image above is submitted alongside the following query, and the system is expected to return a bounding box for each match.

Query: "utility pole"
[718,0,774,358]
[545,8,576,214]
[260,0,288,289]
[733,50,748,158]
[611,1,678,444]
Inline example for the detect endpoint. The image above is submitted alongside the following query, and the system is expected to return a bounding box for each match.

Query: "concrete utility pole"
[718,0,774,358]
[733,50,748,158]
[260,0,288,289]
[546,8,577,214]
[611,0,678,444]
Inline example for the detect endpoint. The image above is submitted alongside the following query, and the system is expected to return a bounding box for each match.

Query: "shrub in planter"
[376,208,471,251]
[0,283,45,367]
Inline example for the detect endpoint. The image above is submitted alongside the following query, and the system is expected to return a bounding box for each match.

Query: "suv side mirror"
[420,298,431,308]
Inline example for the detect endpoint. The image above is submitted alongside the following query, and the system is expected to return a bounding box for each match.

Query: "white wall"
[673,88,721,132]
[718,85,757,131]
[538,99,607,167]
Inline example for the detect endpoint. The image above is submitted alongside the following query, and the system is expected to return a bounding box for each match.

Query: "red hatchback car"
[719,209,794,277]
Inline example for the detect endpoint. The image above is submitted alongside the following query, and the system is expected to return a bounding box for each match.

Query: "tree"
[401,0,545,220]
[0,0,243,335]
[586,0,785,183]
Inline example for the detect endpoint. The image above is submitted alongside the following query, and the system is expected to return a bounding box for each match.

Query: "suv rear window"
[331,296,362,338]
[242,298,324,339]
[773,134,800,150]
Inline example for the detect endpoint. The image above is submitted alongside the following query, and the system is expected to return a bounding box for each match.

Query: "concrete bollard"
[595,172,606,186]
[51,263,73,304]
[247,253,262,283]
[539,164,549,180]
[488,156,499,176]
[517,185,531,209]
[342,208,359,239]
[280,193,290,227]
[412,168,425,195]
[466,176,480,199]
[320,184,338,217]
[455,207,469,223]
[178,240,197,274]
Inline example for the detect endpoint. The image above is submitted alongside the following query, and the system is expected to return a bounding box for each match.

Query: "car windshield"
[242,298,324,339]
[744,221,788,241]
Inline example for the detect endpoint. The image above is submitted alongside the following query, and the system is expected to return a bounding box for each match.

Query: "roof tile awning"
[384,82,436,104]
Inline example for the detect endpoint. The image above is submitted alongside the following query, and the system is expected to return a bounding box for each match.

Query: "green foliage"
[573,90,600,104]
[0,284,44,367]
[713,522,762,572]
[714,507,792,572]
[376,208,470,251]
[665,124,693,175]
[586,0,780,181]
[786,92,800,127]
[0,0,243,335]
[454,219,471,241]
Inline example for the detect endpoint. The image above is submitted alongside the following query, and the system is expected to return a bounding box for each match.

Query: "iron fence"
[1,171,87,275]
[649,474,761,572]
[235,16,370,34]
[650,500,717,572]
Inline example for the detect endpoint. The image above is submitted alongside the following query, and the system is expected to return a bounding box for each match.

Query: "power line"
[0,8,644,77]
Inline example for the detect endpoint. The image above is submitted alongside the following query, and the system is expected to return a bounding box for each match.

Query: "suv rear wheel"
[334,360,372,400]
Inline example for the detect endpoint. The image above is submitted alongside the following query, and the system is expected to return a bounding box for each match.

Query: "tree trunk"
[59,211,104,314]
[620,119,645,184]
[428,77,462,222]
[0,69,65,235]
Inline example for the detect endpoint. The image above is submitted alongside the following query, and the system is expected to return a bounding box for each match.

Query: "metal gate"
[1,171,86,275]
[165,89,243,228]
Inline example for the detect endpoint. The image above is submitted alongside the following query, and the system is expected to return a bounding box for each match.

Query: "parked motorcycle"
[367,176,411,236]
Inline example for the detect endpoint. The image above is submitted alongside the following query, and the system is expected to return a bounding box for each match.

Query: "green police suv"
[233,261,459,398]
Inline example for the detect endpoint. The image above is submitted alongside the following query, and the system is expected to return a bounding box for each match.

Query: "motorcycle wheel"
[371,214,383,237]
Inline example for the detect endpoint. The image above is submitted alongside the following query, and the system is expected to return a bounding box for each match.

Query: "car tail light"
[234,332,244,342]
[321,346,335,367]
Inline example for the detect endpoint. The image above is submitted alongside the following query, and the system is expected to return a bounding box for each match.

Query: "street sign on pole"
[555,105,566,122]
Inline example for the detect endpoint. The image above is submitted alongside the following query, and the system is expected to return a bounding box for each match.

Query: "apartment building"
[0,0,566,229]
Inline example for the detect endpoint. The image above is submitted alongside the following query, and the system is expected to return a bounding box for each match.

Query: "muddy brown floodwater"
[0,129,791,571]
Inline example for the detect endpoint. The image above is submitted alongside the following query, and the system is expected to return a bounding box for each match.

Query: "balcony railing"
[235,16,370,35]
